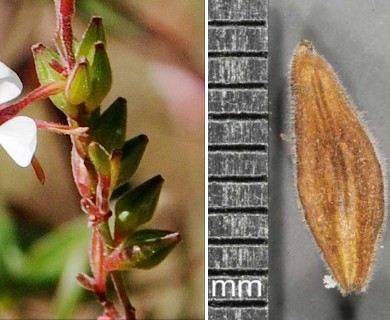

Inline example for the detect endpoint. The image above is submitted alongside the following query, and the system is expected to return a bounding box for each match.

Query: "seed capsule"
[290,40,386,294]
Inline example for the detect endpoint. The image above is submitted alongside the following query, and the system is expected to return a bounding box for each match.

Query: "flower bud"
[65,58,92,105]
[85,42,112,112]
[77,16,106,64]
[32,43,79,118]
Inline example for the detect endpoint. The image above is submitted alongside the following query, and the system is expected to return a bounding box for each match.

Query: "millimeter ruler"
[208,0,269,319]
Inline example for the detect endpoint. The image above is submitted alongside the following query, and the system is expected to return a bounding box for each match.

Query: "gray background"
[269,1,390,319]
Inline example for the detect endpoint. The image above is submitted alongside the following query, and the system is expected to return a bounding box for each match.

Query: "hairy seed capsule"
[290,40,386,294]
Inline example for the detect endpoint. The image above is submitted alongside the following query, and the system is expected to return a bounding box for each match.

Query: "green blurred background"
[0,0,204,318]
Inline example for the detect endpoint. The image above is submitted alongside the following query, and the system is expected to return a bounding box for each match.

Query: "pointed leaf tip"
[116,134,149,186]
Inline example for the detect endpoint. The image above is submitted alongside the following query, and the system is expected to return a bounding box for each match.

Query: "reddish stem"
[35,120,88,135]
[71,132,136,319]
[0,81,65,117]
[58,0,74,16]
[96,174,111,216]
[52,0,136,318]
[49,59,68,76]
[91,227,107,295]
[111,272,136,320]
[55,0,76,69]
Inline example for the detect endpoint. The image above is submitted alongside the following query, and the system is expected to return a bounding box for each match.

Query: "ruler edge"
[207,0,269,318]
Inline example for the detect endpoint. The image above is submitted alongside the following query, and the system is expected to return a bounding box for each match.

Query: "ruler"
[208,0,269,319]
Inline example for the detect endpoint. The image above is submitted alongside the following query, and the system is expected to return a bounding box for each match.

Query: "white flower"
[0,116,37,167]
[0,61,37,167]
[0,61,23,104]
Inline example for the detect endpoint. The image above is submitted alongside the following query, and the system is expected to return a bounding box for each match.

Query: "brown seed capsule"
[290,40,386,294]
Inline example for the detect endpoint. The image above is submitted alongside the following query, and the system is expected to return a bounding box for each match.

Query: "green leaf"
[32,43,79,118]
[85,42,112,112]
[76,16,106,63]
[106,229,180,271]
[114,175,164,240]
[88,142,110,176]
[21,218,89,285]
[111,183,131,202]
[92,97,127,152]
[116,134,148,187]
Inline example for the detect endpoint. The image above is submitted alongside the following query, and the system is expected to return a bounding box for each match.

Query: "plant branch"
[111,272,136,320]
[0,81,66,117]
[97,222,136,320]
[55,0,76,69]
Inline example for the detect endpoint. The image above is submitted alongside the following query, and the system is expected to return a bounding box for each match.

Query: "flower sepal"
[76,16,106,63]
[85,42,112,113]
[32,44,79,118]
[65,58,92,105]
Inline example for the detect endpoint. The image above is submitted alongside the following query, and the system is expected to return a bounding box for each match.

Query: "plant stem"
[0,81,66,116]
[101,223,136,320]
[111,272,136,320]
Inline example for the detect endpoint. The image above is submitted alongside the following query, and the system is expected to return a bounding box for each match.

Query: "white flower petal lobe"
[0,116,37,167]
[0,61,23,104]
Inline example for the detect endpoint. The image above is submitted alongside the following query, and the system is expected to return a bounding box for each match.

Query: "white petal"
[0,61,23,104]
[0,116,37,167]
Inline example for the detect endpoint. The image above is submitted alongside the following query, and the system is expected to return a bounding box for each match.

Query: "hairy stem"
[111,272,136,320]
[55,0,76,69]
[98,222,136,319]
[0,81,66,117]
